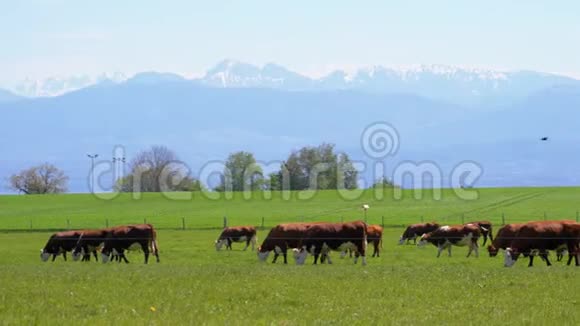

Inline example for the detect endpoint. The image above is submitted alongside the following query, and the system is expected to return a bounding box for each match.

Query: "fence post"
[223,216,228,228]
[381,216,384,227]
[502,212,505,226]
[261,217,265,230]
[182,217,186,230]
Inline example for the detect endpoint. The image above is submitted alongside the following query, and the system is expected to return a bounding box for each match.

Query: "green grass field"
[0,187,579,324]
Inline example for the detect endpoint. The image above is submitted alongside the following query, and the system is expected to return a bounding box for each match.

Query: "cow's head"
[397,236,407,245]
[71,247,84,261]
[504,248,518,267]
[215,239,226,251]
[417,234,429,247]
[487,245,499,257]
[40,249,50,262]
[100,247,112,264]
[293,247,308,265]
[257,246,270,262]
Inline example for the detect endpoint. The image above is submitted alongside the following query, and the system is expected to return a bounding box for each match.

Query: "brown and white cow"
[40,230,83,262]
[417,224,481,258]
[257,223,313,264]
[100,224,160,264]
[215,226,257,251]
[467,220,493,245]
[504,220,578,267]
[398,222,440,245]
[488,222,568,262]
[293,221,368,266]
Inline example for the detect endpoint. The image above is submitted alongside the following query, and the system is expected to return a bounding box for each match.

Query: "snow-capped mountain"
[201,59,312,89]
[199,60,580,106]
[4,61,580,107]
[7,72,127,97]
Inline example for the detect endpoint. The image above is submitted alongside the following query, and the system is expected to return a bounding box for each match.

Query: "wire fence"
[2,210,579,232]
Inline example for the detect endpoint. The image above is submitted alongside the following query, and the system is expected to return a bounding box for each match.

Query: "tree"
[9,163,68,194]
[116,145,202,193]
[278,143,359,191]
[216,151,264,192]
[369,177,399,189]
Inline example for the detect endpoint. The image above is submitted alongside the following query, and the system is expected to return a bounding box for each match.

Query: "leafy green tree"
[216,151,264,192]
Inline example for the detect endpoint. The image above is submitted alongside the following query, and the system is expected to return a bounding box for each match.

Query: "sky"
[1,1,580,83]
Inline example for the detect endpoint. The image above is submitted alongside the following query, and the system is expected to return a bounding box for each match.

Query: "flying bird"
[540,137,549,141]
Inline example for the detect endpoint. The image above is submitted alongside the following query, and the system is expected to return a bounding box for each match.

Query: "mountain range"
[1,60,579,193]
[3,60,579,107]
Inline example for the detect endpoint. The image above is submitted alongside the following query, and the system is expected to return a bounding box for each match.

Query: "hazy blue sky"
[1,1,579,82]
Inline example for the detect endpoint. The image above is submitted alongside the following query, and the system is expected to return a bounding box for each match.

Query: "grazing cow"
[342,224,383,258]
[215,226,257,251]
[257,223,313,264]
[100,224,159,264]
[467,220,493,245]
[398,222,440,245]
[488,223,567,262]
[504,221,578,267]
[40,231,84,262]
[293,221,368,266]
[417,224,481,258]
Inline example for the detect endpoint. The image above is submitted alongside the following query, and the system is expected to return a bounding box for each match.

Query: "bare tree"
[8,163,68,194]
[116,145,202,192]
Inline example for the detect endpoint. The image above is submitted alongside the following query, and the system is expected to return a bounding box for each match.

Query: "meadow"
[0,187,579,324]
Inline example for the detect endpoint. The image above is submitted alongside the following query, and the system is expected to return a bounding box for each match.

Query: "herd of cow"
[39,219,580,267]
[40,224,159,264]
[216,219,580,267]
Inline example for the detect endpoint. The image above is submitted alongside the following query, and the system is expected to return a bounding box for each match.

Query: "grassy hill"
[1,187,578,230]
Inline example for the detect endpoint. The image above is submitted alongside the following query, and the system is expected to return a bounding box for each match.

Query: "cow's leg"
[413,237,417,245]
[283,249,288,264]
[447,244,452,257]
[63,252,67,261]
[140,242,150,264]
[482,232,488,246]
[93,250,98,262]
[436,245,443,258]
[528,254,534,267]
[313,253,319,265]
[271,252,279,263]
[121,253,129,263]
[242,238,250,251]
[52,254,57,262]
[540,251,551,266]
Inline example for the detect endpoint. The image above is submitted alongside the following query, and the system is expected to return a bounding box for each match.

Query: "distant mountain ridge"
[3,60,580,107]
